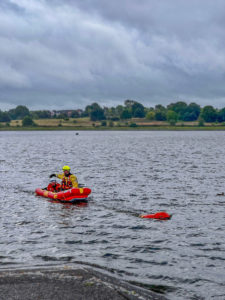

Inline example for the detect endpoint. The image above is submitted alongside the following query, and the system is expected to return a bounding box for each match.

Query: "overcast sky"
[0,0,225,110]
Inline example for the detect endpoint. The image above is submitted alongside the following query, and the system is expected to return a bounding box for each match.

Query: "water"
[0,131,224,299]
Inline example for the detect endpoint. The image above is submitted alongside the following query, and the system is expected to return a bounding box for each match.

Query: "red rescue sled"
[35,187,91,203]
[140,211,171,220]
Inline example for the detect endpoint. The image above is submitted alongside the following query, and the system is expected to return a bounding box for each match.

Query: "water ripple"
[0,131,225,300]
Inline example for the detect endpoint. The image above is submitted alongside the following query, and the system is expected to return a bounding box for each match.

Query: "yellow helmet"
[62,165,70,171]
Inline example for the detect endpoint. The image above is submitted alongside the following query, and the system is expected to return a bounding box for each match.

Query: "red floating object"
[140,211,171,220]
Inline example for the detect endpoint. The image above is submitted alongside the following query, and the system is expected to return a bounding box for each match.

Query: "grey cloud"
[0,0,225,110]
[58,0,225,36]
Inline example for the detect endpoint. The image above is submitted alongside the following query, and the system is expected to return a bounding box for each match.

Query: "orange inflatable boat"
[35,187,91,203]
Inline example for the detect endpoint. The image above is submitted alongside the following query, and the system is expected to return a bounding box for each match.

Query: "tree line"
[1,100,225,125]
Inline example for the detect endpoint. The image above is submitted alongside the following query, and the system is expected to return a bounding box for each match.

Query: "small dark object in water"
[76,133,79,135]
[216,192,224,196]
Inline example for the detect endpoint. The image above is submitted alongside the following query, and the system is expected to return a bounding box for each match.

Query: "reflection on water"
[0,131,225,300]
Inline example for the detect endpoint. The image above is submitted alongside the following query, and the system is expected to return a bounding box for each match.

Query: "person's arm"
[56,173,64,179]
[70,174,78,188]
[50,173,63,179]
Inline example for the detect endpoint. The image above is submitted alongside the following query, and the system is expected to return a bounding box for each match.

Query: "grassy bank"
[1,125,225,131]
[1,117,225,131]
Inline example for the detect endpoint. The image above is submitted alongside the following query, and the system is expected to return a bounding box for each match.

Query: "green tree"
[146,111,155,120]
[182,103,201,121]
[22,115,35,126]
[57,113,68,119]
[0,111,11,122]
[166,110,178,125]
[167,101,187,120]
[120,109,132,119]
[70,110,81,118]
[86,103,105,121]
[131,102,145,118]
[198,117,205,126]
[31,110,51,119]
[154,105,167,121]
[104,107,119,120]
[84,104,93,116]
[115,105,124,117]
[124,99,136,107]
[200,106,218,122]
[217,108,225,122]
[8,105,30,120]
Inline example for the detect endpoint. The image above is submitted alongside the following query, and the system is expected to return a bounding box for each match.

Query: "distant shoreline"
[1,116,225,131]
[1,125,225,131]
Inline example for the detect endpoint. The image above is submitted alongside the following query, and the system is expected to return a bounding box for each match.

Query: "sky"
[0,0,225,111]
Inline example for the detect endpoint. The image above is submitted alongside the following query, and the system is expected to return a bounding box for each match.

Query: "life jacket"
[47,182,61,192]
[61,174,73,190]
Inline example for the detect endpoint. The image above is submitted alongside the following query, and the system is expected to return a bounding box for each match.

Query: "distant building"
[50,109,84,117]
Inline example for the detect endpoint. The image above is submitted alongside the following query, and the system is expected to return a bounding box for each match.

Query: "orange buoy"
[140,211,171,220]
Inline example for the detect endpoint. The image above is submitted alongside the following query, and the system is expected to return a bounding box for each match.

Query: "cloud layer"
[0,0,225,110]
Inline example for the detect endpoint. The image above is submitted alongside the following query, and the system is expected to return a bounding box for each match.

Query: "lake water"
[0,131,224,299]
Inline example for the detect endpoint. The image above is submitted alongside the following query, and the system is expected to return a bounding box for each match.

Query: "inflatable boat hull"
[35,187,91,203]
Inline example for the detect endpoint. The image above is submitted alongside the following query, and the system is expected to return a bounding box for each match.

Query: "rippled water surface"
[0,131,225,299]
